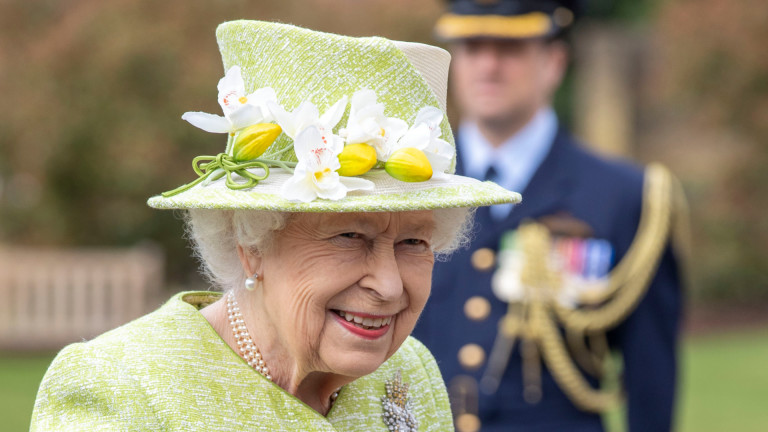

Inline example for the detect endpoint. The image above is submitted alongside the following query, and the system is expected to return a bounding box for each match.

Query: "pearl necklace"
[225,290,341,408]
[227,290,272,380]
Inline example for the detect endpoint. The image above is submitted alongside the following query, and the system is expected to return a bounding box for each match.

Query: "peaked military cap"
[435,0,584,41]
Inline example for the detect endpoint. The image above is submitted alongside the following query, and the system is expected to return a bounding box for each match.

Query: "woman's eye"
[396,238,431,255]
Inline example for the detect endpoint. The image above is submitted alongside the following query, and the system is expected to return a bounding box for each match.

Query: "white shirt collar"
[458,108,558,220]
[458,107,558,193]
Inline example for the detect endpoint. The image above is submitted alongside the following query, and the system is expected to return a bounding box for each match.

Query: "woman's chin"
[324,351,389,379]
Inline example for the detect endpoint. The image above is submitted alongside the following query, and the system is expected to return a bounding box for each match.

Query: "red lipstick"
[332,312,391,340]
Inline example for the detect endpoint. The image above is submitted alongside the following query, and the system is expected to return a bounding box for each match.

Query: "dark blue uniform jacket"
[413,128,683,431]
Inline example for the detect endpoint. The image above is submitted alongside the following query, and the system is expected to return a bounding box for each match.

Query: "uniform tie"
[483,164,499,183]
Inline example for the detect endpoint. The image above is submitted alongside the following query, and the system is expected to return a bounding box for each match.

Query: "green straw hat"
[147,20,521,212]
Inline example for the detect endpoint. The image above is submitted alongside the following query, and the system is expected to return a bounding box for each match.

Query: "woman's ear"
[236,244,263,278]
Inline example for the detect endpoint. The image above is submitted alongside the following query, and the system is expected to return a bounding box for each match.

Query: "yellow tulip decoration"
[385,148,433,182]
[337,143,378,177]
[232,123,283,162]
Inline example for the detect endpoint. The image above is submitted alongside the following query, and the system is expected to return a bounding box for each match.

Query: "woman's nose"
[360,247,404,300]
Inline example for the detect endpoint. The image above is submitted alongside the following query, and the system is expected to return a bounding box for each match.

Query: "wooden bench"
[0,244,164,351]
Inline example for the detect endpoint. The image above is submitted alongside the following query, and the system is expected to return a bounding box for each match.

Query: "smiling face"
[253,211,435,379]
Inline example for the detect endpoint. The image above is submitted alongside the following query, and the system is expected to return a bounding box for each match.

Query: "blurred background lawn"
[611,328,768,432]
[1,0,766,430]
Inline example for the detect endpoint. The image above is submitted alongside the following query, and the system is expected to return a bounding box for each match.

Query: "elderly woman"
[31,20,520,431]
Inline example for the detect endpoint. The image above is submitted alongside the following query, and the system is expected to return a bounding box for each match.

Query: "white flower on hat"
[339,89,409,162]
[269,96,348,141]
[393,106,454,179]
[181,66,277,133]
[281,126,374,202]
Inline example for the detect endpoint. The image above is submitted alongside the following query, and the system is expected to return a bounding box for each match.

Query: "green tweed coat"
[31,292,454,431]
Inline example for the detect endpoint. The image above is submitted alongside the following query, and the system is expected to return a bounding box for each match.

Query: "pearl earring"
[244,273,259,291]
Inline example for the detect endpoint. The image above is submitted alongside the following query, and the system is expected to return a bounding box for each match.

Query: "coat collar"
[510,127,575,222]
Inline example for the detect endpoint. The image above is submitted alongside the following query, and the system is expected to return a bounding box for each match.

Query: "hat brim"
[147,169,521,212]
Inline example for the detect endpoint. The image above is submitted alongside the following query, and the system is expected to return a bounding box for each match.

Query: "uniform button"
[554,6,575,27]
[464,296,491,321]
[471,248,496,271]
[456,413,481,432]
[458,343,486,370]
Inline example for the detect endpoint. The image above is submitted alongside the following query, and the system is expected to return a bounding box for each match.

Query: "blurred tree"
[647,0,768,303]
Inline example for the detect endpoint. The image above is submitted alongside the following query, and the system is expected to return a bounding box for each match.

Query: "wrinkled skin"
[204,211,436,414]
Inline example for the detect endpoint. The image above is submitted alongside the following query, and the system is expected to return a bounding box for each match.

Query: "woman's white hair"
[185,208,475,290]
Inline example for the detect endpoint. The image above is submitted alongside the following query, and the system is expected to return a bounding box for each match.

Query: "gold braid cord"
[513,163,688,413]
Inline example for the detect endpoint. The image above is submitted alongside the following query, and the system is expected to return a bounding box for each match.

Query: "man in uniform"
[412,1,687,431]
